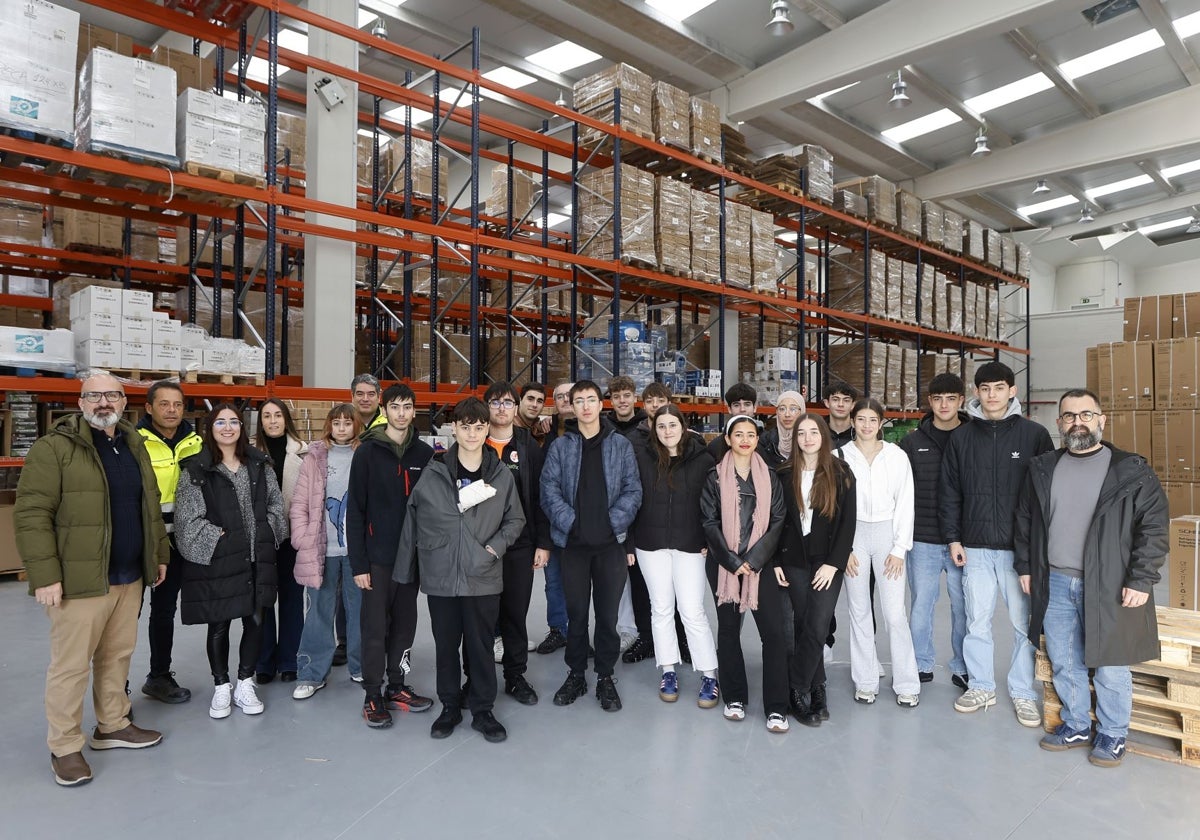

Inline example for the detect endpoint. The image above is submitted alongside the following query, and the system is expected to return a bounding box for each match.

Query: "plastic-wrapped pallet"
[896,191,922,237]
[984,229,1003,268]
[834,189,869,218]
[652,81,690,149]
[901,261,917,324]
[724,201,752,290]
[400,137,448,203]
[2,326,74,375]
[885,344,903,409]
[0,0,79,144]
[1017,243,1032,279]
[829,340,887,400]
[918,264,936,328]
[578,167,656,268]
[945,281,964,334]
[77,49,179,167]
[177,88,266,179]
[827,250,888,315]
[943,210,964,253]
[690,188,722,282]
[901,347,920,410]
[964,220,986,262]
[844,176,897,227]
[1001,236,1017,275]
[986,286,1000,341]
[921,202,944,247]
[55,208,123,252]
[276,111,306,174]
[885,258,903,320]
[962,283,978,338]
[486,164,538,221]
[919,352,952,387]
[574,63,654,146]
[655,176,691,275]
[689,97,720,160]
[933,272,950,333]
[0,204,45,248]
[750,209,777,292]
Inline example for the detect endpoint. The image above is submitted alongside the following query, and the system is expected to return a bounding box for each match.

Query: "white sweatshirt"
[839,440,915,559]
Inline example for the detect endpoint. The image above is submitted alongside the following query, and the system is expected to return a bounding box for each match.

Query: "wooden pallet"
[0,568,27,583]
[676,394,719,405]
[183,161,266,189]
[105,368,179,383]
[183,370,266,387]
[1042,695,1200,769]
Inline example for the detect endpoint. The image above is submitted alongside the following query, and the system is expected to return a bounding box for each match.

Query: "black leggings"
[207,615,262,685]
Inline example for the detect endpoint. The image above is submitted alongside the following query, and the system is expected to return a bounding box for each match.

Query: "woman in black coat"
[777,414,856,727]
[176,404,288,720]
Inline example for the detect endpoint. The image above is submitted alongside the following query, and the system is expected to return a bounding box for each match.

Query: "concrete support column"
[303,0,358,387]
[710,307,739,389]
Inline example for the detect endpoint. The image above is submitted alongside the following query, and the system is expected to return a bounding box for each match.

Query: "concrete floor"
[0,575,1196,839]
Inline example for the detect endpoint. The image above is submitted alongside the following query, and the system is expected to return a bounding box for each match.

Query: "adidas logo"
[1011,451,1021,459]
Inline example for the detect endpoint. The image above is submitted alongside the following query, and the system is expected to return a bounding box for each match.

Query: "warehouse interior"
[1,0,1199,835]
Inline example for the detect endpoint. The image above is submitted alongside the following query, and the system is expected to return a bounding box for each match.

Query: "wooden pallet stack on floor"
[1035,606,1200,769]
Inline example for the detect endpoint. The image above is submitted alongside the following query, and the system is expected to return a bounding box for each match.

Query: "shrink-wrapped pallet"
[77,48,179,167]
[0,0,79,143]
[921,202,944,247]
[843,176,897,226]
[827,250,888,315]
[652,81,690,149]
[690,188,721,282]
[964,220,986,262]
[578,167,656,267]
[943,210,964,253]
[897,191,922,237]
[918,264,936,328]
[574,63,654,146]
[750,209,777,292]
[486,164,538,221]
[724,201,752,290]
[829,341,887,400]
[689,96,721,159]
[655,176,691,275]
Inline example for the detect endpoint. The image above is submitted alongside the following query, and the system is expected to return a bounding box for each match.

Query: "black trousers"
[359,564,419,697]
[430,593,500,713]
[707,558,790,716]
[782,564,844,693]
[561,542,626,677]
[256,543,303,675]
[499,544,535,679]
[147,542,185,676]
[206,614,262,685]
[627,560,651,636]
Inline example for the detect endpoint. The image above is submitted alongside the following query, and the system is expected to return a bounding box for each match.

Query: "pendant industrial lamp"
[889,70,911,109]
[1033,179,1050,194]
[971,125,990,157]
[766,1,794,35]
[1079,205,1095,223]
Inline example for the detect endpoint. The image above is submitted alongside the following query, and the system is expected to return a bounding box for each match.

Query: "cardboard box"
[76,23,134,71]
[1124,295,1174,342]
[77,49,178,165]
[1153,410,1200,481]
[71,311,122,342]
[123,289,154,320]
[152,343,181,370]
[1096,341,1154,411]
[1168,516,1200,611]
[152,318,182,345]
[76,338,122,368]
[1164,482,1196,519]
[1154,338,1200,409]
[69,286,122,320]
[151,45,216,94]
[121,316,152,343]
[1105,411,1152,461]
[121,341,152,368]
[1173,292,1200,339]
[0,0,80,143]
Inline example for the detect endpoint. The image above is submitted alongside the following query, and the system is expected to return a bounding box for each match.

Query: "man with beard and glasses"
[1015,389,1168,768]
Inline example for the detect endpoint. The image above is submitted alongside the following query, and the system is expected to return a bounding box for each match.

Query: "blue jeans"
[296,556,362,682]
[1044,572,1132,737]
[961,548,1036,699]
[907,541,967,675]
[544,548,567,634]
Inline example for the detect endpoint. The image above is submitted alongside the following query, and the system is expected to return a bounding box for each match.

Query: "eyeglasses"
[488,399,516,410]
[212,418,242,428]
[81,391,125,403]
[572,396,600,407]
[1059,411,1099,423]
[777,405,802,415]
[554,392,571,402]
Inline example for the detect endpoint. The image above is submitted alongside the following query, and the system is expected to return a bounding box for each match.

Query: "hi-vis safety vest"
[137,427,203,532]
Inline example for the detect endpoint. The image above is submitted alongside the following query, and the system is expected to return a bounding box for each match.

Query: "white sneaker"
[1014,698,1041,728]
[878,662,886,678]
[823,645,833,666]
[233,677,264,715]
[723,701,746,721]
[527,639,538,652]
[854,689,877,704]
[493,636,505,664]
[766,712,790,733]
[210,683,232,719]
[896,693,920,708]
[292,681,326,700]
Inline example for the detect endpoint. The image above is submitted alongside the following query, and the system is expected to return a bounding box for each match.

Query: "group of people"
[14,358,1169,787]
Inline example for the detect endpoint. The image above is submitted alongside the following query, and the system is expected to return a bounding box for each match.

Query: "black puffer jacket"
[899,411,970,545]
[346,426,434,575]
[776,461,857,571]
[938,398,1054,550]
[494,426,552,551]
[1015,444,1168,666]
[629,433,715,554]
[700,455,786,572]
[178,448,278,625]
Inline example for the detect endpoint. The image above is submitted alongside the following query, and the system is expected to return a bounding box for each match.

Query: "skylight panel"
[881,109,961,144]
[1060,30,1164,80]
[277,29,308,55]
[1162,158,1200,179]
[807,82,858,104]
[1172,10,1200,39]
[964,73,1053,114]
[1137,216,1192,235]
[383,105,434,125]
[1084,174,1152,200]
[482,67,538,90]
[526,41,602,73]
[1017,195,1077,216]
[645,0,718,20]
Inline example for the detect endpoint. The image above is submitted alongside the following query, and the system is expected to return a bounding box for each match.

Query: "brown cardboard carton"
[1173,292,1200,339]
[1124,295,1173,342]
[651,81,689,149]
[1168,516,1200,611]
[151,46,216,94]
[77,24,135,72]
[1105,411,1152,461]
[1086,346,1099,396]
[1096,341,1154,411]
[1154,337,1200,409]
[1163,482,1196,519]
[1152,410,1200,481]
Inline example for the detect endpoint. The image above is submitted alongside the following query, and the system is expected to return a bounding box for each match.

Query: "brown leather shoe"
[88,723,163,750]
[51,751,93,786]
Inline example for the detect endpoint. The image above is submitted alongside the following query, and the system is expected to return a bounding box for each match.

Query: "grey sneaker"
[896,693,920,708]
[1014,698,1041,728]
[954,688,997,713]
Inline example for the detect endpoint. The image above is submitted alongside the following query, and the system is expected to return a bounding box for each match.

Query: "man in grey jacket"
[394,397,525,743]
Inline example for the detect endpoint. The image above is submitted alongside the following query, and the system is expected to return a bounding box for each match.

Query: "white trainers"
[210,683,232,719]
[766,713,790,733]
[854,689,877,704]
[1014,698,1041,728]
[723,701,746,721]
[954,688,997,713]
[233,677,264,715]
[823,645,833,666]
[493,636,505,664]
[292,681,326,700]
[896,693,920,708]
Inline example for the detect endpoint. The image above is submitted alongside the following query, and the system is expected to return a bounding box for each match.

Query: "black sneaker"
[471,710,508,743]
[332,644,348,667]
[952,673,969,691]
[810,683,830,721]
[142,672,192,704]
[789,689,810,720]
[621,636,654,664]
[385,683,434,713]
[596,675,622,711]
[255,672,274,685]
[362,695,393,729]
[430,705,462,739]
[505,675,539,706]
[535,628,567,655]
[553,672,588,706]
[919,671,934,683]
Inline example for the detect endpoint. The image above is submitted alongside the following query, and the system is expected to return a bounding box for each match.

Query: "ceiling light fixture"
[971,125,990,157]
[1033,179,1050,194]
[1186,218,1200,234]
[1080,205,1095,223]
[889,70,911,109]
[371,18,388,38]
[555,90,567,108]
[766,0,794,36]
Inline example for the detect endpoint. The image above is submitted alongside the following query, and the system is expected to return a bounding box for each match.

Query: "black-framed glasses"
[1059,411,1099,423]
[81,391,125,403]
[488,399,516,410]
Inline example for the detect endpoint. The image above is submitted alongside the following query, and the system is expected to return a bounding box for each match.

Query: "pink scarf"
[715,451,772,612]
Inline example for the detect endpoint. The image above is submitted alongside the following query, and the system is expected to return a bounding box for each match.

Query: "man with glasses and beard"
[1015,388,1168,768]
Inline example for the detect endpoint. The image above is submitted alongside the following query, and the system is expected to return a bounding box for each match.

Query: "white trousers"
[635,548,718,672]
[845,519,921,696]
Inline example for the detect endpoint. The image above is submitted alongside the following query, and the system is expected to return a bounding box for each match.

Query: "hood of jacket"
[966,396,1022,422]
[361,423,415,460]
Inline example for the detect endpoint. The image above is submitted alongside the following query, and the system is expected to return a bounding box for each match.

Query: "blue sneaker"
[1088,733,1127,767]
[659,671,679,703]
[1039,723,1092,752]
[698,676,719,709]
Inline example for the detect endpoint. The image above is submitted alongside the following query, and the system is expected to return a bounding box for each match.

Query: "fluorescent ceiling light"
[482,67,537,90]
[277,29,308,55]
[537,212,571,228]
[1162,157,1200,179]
[807,82,858,104]
[645,0,718,20]
[244,56,289,83]
[1173,10,1200,39]
[526,41,602,73]
[1060,30,1164,80]
[1085,174,1152,200]
[358,9,378,28]
[362,0,407,13]
[964,73,1053,114]
[881,108,961,144]
[1017,195,1076,215]
[383,105,434,125]
[357,128,391,147]
[1137,216,1193,235]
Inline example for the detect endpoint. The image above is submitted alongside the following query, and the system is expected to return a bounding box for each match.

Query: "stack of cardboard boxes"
[76,48,179,167]
[0,0,79,144]
[177,88,266,179]
[71,286,182,372]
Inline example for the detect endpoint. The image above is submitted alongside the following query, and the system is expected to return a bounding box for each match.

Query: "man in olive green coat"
[15,373,170,787]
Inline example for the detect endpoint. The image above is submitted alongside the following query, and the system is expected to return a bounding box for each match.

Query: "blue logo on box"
[15,334,44,354]
[9,96,39,119]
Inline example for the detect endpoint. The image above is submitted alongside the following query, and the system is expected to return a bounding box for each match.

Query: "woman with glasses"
[176,404,288,719]
[700,415,787,731]
[253,398,308,685]
[628,404,719,708]
[838,398,920,707]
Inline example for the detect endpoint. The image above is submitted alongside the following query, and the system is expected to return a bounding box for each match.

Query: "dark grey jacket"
[392,446,525,597]
[541,418,642,548]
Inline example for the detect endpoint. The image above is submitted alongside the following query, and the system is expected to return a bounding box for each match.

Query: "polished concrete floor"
[0,574,1196,839]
